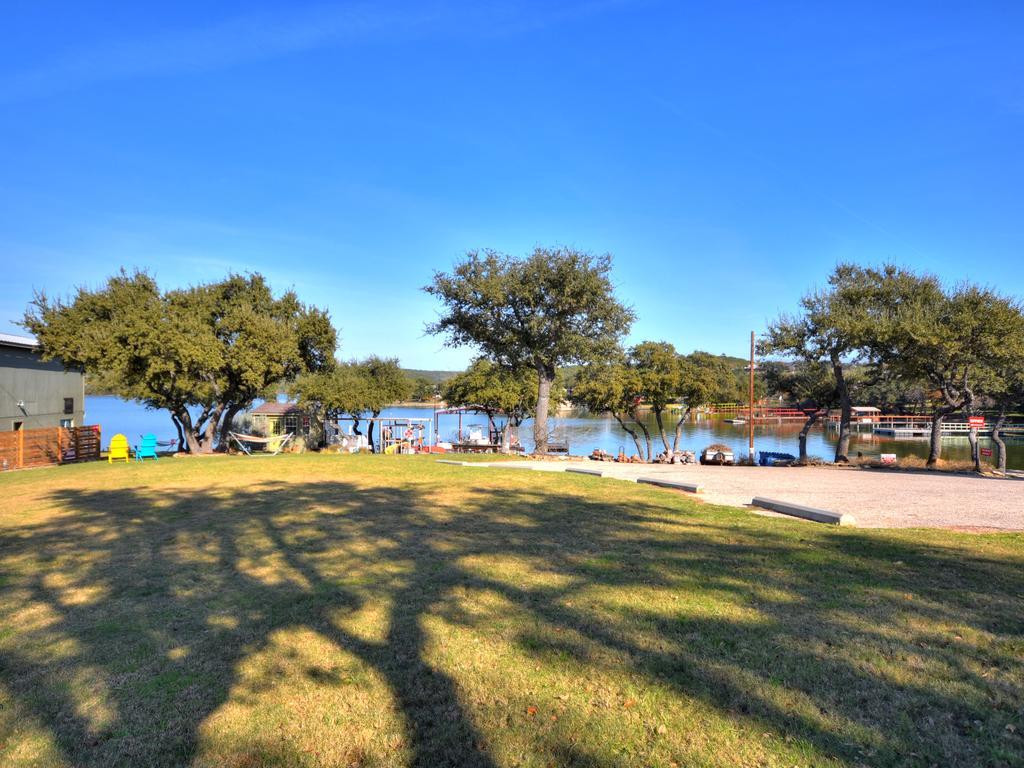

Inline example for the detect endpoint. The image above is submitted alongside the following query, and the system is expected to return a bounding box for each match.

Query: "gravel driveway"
[476,459,1024,530]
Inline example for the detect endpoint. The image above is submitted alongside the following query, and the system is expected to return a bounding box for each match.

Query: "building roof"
[0,332,38,350]
[851,406,882,413]
[252,401,305,416]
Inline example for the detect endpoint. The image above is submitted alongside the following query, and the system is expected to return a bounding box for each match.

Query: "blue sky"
[2,1,1022,369]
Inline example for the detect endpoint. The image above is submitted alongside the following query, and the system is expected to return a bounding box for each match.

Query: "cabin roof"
[851,406,881,413]
[0,332,38,350]
[252,401,305,416]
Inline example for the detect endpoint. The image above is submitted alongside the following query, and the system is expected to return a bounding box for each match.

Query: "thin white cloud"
[0,4,433,103]
[0,0,640,104]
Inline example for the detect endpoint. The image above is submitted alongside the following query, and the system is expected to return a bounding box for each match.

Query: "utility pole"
[748,330,755,460]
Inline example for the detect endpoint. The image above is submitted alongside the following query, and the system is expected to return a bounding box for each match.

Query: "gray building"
[0,332,85,432]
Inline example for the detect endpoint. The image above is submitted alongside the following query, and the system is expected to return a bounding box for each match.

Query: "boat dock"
[826,413,1024,438]
[873,425,932,438]
[702,403,810,421]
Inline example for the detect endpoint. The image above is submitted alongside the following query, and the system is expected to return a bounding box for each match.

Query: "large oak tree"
[425,248,634,453]
[24,270,336,453]
[867,274,1024,467]
[760,264,877,463]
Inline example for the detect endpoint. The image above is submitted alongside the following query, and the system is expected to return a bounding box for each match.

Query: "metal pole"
[748,330,755,460]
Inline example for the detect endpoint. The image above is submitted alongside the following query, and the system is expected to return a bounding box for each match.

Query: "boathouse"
[851,406,881,423]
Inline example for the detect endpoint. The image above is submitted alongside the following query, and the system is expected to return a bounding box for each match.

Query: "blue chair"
[135,434,159,461]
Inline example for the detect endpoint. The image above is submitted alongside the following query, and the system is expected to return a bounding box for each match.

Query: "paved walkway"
[464,459,1024,530]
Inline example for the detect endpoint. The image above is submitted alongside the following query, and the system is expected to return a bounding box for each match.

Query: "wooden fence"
[0,425,101,471]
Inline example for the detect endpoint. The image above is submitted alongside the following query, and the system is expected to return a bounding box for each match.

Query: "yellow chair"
[108,433,131,463]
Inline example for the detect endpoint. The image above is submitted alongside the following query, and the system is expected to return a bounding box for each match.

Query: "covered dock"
[327,417,433,454]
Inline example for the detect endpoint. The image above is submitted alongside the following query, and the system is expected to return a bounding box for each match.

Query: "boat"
[724,418,746,425]
[700,443,734,465]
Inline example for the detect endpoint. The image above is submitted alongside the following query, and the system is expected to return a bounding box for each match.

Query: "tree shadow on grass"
[0,470,1022,767]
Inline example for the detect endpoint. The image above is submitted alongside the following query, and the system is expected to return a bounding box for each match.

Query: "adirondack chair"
[108,433,131,463]
[135,434,159,461]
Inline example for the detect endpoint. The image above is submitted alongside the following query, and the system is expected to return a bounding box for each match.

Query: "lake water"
[85,395,1024,469]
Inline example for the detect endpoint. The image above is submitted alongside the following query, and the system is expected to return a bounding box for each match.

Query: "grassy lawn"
[0,455,1022,767]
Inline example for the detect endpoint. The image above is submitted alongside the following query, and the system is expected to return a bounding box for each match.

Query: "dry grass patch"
[1,454,1022,767]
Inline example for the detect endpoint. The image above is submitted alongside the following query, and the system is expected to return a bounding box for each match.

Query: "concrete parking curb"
[565,467,604,477]
[751,497,856,526]
[636,477,702,494]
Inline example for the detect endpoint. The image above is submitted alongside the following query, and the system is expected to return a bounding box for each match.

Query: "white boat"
[700,444,735,465]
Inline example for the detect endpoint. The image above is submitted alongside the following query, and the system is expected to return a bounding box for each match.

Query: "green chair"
[135,434,159,461]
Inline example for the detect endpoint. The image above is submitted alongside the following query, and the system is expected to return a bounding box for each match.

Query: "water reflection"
[383,406,1024,469]
[85,396,1023,470]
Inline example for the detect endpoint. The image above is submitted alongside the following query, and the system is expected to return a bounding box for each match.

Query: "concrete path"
[469,459,1024,530]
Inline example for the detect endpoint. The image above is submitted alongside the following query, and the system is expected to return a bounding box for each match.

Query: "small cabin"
[251,401,306,436]
[249,401,320,449]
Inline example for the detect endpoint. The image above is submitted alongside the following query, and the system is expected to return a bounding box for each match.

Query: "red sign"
[968,416,986,428]
[981,448,993,457]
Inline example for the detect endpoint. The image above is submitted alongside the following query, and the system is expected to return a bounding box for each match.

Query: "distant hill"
[403,369,460,384]
[405,356,750,386]
[716,354,748,368]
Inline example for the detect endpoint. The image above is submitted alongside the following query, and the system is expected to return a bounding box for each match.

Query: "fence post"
[17,427,24,469]
[56,428,62,464]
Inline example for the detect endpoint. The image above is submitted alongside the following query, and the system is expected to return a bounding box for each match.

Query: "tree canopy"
[293,356,411,452]
[760,263,881,462]
[864,273,1024,465]
[571,358,650,460]
[441,359,552,452]
[571,344,756,462]
[761,360,839,462]
[24,270,336,453]
[761,264,1024,470]
[425,247,634,452]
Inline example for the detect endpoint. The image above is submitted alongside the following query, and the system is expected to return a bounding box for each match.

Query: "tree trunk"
[967,427,980,472]
[170,412,185,453]
[631,408,653,462]
[797,410,822,464]
[672,406,691,453]
[653,408,670,453]
[175,409,203,454]
[832,358,851,463]
[992,413,1008,474]
[201,403,224,453]
[484,411,496,444]
[612,412,646,460]
[966,406,981,472]
[533,363,555,455]
[218,403,243,448]
[927,406,955,466]
[367,410,380,453]
[501,418,513,454]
